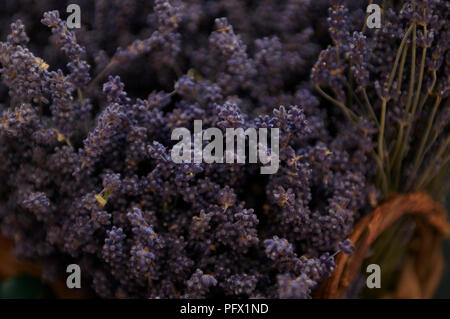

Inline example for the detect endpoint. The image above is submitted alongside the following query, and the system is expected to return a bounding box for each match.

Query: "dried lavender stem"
[88,60,117,91]
[377,98,388,185]
[314,85,357,124]
[362,88,379,127]
[422,98,449,157]
[396,43,409,94]
[418,70,436,112]
[410,95,441,188]
[77,88,83,106]
[411,23,428,118]
[393,21,417,189]
[345,80,364,110]
[390,42,409,168]
[372,151,389,195]
[388,33,413,171]
[386,24,414,91]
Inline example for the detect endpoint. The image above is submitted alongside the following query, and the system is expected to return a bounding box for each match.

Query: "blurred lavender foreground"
[0,0,448,299]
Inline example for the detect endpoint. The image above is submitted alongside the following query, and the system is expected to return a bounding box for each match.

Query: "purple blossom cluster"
[1,0,442,299]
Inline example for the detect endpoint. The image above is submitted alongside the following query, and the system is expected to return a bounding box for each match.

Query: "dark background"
[434,194,450,298]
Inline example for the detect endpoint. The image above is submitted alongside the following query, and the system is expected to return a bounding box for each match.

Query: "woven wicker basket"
[315,192,449,298]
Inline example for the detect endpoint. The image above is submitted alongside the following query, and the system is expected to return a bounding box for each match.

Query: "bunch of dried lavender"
[0,1,374,299]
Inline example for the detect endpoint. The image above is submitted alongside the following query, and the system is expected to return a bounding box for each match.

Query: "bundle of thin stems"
[313,0,449,298]
[315,1,449,201]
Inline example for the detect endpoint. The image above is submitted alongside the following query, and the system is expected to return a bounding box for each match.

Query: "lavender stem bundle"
[312,0,449,199]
